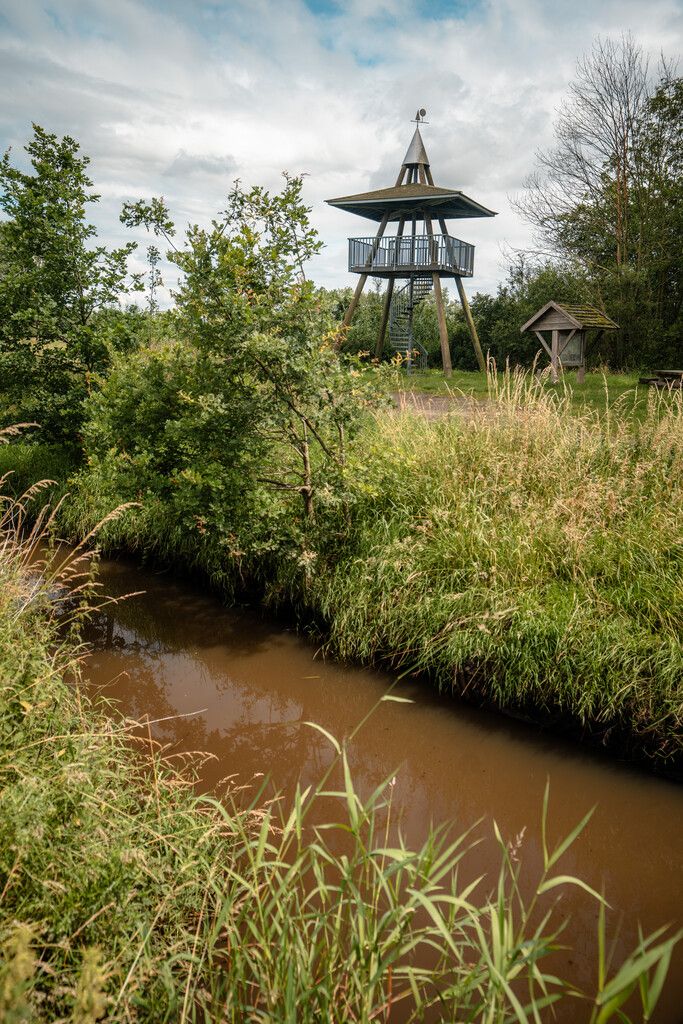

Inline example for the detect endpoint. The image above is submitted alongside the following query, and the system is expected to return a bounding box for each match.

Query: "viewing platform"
[348,233,475,277]
[328,110,494,372]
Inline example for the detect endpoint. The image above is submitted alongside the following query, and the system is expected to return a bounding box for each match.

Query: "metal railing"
[348,234,475,276]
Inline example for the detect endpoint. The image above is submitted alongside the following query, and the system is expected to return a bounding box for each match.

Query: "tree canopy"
[514,36,683,367]
[0,125,142,440]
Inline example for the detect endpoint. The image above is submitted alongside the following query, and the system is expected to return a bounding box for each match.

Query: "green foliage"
[0,440,77,499]
[67,337,383,597]
[121,172,324,350]
[467,258,595,367]
[63,176,385,591]
[0,125,143,442]
[69,341,273,591]
[321,263,596,372]
[631,74,683,364]
[516,38,683,368]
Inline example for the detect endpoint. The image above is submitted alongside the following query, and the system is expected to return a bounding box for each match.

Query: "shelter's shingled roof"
[520,300,618,333]
[326,182,496,222]
[557,304,618,329]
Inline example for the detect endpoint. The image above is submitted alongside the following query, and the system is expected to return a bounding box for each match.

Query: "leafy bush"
[59,176,385,593]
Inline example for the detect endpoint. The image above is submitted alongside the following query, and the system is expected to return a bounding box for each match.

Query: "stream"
[81,556,683,1022]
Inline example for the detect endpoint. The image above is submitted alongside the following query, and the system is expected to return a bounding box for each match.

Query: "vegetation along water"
[1,32,682,1024]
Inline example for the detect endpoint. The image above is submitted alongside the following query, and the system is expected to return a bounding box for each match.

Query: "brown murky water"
[82,557,683,1023]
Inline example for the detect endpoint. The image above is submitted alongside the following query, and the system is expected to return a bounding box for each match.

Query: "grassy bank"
[320,374,682,766]
[0,439,79,493]
[3,476,679,1021]
[2,371,682,770]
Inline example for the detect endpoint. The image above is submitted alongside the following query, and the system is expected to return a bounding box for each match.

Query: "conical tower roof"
[325,120,497,223]
[402,126,430,169]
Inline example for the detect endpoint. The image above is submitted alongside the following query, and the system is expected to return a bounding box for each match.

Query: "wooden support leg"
[423,210,452,377]
[454,275,486,373]
[432,273,452,377]
[375,278,395,359]
[343,273,368,330]
[577,363,585,384]
[336,209,396,348]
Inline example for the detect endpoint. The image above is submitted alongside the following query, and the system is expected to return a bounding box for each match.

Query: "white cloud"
[1,0,681,303]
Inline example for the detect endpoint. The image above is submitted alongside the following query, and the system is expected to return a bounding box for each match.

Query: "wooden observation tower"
[326,111,496,374]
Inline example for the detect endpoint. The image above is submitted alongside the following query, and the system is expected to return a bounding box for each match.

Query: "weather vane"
[412,108,428,124]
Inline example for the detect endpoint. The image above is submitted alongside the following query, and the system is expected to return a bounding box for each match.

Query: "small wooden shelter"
[520,302,618,382]
[326,110,496,375]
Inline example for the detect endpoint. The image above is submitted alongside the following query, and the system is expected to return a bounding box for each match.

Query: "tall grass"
[315,370,683,764]
[0,437,79,496]
[0,444,679,1021]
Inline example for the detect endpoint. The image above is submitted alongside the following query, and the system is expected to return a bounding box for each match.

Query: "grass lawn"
[390,367,644,414]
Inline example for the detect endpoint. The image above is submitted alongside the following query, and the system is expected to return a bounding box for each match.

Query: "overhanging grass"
[313,373,683,764]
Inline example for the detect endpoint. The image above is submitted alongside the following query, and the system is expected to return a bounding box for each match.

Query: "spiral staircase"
[388,275,432,369]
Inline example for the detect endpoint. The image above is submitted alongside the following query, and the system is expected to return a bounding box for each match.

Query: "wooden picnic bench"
[639,370,683,389]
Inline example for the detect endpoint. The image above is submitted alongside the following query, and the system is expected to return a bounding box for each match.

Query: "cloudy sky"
[1,0,682,303]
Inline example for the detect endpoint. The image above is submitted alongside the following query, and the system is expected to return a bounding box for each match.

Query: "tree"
[632,75,683,362]
[97,176,380,578]
[516,37,649,268]
[121,175,323,352]
[0,125,142,441]
[514,37,683,367]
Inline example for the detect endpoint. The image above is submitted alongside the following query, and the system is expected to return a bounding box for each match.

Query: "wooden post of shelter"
[435,212,486,373]
[326,109,497,374]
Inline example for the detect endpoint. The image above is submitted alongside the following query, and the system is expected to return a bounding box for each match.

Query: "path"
[390,390,486,420]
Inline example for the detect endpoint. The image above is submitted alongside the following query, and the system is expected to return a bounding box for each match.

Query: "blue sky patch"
[303,0,342,14]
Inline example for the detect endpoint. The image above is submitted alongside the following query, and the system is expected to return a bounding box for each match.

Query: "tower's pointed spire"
[402,126,430,169]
